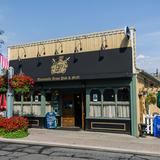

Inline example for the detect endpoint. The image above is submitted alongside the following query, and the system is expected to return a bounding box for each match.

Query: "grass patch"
[1,129,29,139]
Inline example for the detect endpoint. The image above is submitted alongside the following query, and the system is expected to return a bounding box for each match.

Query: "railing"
[143,114,154,135]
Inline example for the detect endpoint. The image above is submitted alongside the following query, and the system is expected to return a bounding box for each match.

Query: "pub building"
[8,27,160,136]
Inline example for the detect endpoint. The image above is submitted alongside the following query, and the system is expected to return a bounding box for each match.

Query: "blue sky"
[0,0,160,73]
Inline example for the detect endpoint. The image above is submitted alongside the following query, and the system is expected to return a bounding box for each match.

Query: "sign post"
[7,66,14,118]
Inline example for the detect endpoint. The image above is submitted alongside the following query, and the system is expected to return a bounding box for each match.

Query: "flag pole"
[7,66,14,118]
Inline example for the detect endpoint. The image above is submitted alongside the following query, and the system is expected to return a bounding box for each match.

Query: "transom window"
[103,89,115,101]
[117,88,130,101]
[90,89,101,102]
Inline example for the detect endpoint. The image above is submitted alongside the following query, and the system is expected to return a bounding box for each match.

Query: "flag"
[0,53,9,70]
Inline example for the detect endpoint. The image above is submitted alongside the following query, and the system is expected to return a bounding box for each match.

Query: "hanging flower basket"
[145,93,156,105]
[0,76,8,93]
[9,74,35,93]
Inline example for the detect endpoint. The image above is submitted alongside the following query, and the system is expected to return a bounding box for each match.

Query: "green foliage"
[157,91,160,108]
[3,129,29,139]
[0,128,5,136]
[0,128,28,138]
[146,93,156,105]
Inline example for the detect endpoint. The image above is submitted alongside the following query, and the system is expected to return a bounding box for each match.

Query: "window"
[90,89,101,102]
[23,93,31,102]
[89,87,130,118]
[117,88,130,101]
[14,93,21,102]
[33,91,41,102]
[117,88,130,118]
[46,92,52,101]
[89,89,101,117]
[103,89,115,101]
[103,89,116,118]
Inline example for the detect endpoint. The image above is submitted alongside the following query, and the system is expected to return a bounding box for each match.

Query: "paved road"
[0,142,159,160]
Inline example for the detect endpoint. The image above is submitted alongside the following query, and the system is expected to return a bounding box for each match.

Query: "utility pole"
[7,66,14,118]
[0,29,14,117]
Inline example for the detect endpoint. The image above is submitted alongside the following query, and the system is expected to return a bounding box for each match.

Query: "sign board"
[45,112,57,129]
[10,47,133,81]
[157,91,160,108]
[154,116,160,137]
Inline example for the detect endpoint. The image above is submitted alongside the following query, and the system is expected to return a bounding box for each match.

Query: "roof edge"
[8,26,136,49]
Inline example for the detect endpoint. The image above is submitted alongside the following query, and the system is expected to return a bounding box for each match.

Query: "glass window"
[90,89,101,102]
[23,93,31,102]
[117,88,130,101]
[103,89,115,101]
[33,91,41,102]
[14,93,21,102]
[46,92,51,101]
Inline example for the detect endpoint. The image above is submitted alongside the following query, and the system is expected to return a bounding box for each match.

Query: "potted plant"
[9,74,35,94]
[146,93,156,105]
[0,76,7,93]
[145,92,157,114]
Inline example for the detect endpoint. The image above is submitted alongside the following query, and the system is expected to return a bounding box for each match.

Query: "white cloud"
[137,56,160,73]
[136,30,160,72]
[137,54,146,60]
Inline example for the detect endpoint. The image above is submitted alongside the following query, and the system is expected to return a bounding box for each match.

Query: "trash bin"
[138,123,147,137]
[154,115,160,137]
[45,112,57,129]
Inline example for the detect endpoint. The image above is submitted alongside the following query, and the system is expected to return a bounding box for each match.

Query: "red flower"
[9,74,35,93]
[0,116,28,132]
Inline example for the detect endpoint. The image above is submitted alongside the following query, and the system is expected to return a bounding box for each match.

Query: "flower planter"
[9,74,35,94]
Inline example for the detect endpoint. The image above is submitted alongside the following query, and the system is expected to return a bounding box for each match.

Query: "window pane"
[14,93,21,102]
[23,93,31,102]
[117,88,130,101]
[103,89,115,101]
[90,89,101,102]
[103,104,116,118]
[89,103,101,117]
[46,92,51,101]
[117,103,130,118]
[33,91,41,102]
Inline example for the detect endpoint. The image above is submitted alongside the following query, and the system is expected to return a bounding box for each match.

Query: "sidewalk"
[0,128,160,156]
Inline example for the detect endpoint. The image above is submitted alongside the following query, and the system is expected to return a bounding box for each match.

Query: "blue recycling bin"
[153,115,160,137]
[45,112,57,129]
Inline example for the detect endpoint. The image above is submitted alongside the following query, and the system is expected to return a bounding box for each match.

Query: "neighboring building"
[8,27,160,136]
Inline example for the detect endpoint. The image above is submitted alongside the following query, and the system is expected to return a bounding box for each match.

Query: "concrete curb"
[0,138,160,157]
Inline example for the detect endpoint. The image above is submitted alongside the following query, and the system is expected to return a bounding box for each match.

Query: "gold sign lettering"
[51,56,70,75]
[37,75,80,81]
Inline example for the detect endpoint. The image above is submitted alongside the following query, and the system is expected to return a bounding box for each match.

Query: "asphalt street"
[0,141,159,160]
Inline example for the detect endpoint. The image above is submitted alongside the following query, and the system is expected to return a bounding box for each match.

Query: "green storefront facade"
[9,27,138,136]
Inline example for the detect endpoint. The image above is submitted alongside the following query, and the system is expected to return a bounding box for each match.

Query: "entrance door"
[62,95,75,127]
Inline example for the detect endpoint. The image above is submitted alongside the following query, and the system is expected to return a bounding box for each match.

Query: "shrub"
[146,93,157,105]
[0,116,29,138]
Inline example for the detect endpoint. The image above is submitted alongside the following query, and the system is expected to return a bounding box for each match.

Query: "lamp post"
[7,66,14,118]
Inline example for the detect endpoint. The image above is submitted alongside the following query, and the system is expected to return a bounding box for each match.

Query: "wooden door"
[62,95,75,127]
